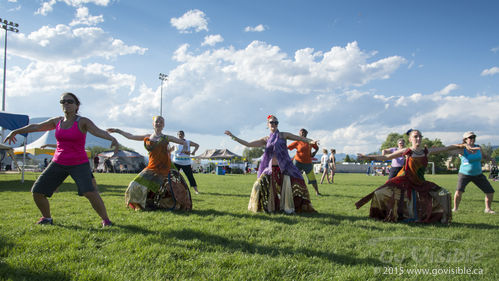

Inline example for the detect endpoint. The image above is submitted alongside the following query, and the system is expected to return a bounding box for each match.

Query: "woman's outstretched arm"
[82,118,119,153]
[428,144,466,155]
[107,128,149,141]
[224,130,266,147]
[358,148,407,162]
[281,131,319,146]
[4,117,60,145]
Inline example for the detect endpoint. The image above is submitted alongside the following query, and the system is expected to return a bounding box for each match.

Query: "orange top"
[288,141,318,164]
[144,136,171,176]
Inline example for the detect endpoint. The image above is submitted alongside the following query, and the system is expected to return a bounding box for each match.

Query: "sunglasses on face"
[269,121,279,125]
[60,99,75,104]
[468,136,476,140]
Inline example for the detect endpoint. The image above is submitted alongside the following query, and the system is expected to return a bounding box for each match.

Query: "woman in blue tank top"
[453,132,495,214]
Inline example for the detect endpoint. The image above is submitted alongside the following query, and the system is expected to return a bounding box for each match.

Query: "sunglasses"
[269,121,279,125]
[468,136,476,139]
[60,99,75,104]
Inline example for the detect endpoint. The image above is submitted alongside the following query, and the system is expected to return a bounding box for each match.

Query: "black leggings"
[175,163,197,187]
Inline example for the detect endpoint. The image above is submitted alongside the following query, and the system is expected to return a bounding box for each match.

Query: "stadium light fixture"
[158,73,168,117]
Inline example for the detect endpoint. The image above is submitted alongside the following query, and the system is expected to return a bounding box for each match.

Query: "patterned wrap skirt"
[248,166,315,213]
[356,177,452,224]
[125,168,192,211]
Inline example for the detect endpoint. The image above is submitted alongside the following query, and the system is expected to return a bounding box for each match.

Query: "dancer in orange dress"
[108,116,192,211]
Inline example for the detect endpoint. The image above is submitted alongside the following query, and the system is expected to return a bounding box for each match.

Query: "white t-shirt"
[174,140,191,165]
[321,154,329,165]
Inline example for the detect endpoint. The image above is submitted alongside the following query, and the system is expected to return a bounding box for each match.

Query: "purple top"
[390,147,405,168]
[257,130,303,179]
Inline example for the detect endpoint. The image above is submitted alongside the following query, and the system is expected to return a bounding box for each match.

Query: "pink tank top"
[52,117,88,165]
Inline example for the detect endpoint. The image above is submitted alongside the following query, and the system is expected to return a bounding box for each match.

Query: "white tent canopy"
[196,149,241,159]
[13,131,91,159]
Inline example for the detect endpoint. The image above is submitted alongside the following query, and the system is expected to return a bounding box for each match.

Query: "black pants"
[175,163,197,187]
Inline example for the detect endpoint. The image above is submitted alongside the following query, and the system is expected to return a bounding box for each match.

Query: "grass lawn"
[0,171,498,280]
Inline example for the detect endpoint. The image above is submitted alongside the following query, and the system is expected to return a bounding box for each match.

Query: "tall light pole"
[158,73,168,117]
[1,18,19,112]
[1,18,19,144]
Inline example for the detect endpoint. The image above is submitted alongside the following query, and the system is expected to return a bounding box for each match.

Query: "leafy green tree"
[343,155,352,163]
[242,147,264,161]
[421,138,451,172]
[380,132,451,172]
[87,146,108,158]
[449,154,461,170]
[480,143,493,163]
[381,132,407,150]
[492,147,499,161]
[87,145,136,158]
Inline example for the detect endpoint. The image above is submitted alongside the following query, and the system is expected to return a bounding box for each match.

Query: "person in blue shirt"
[453,132,495,214]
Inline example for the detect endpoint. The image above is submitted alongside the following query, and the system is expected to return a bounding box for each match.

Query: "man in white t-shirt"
[173,130,200,194]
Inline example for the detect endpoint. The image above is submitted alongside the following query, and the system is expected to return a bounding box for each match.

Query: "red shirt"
[288,141,318,164]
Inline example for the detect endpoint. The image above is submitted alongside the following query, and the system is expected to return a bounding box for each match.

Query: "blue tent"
[0,112,30,182]
[0,112,29,137]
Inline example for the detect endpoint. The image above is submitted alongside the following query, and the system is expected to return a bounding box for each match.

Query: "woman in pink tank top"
[4,92,119,227]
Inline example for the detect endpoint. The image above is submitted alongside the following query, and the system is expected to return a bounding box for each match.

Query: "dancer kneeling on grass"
[225,115,318,213]
[355,129,467,224]
[107,116,192,211]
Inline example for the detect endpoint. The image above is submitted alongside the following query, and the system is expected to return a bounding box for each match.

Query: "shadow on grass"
[377,220,499,230]
[175,208,301,225]
[0,180,125,196]
[0,234,70,281]
[0,180,34,192]
[54,222,157,235]
[155,228,383,266]
[199,192,248,198]
[441,222,499,230]
[175,208,380,228]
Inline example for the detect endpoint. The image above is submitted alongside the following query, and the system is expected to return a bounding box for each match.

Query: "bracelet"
[231,136,236,140]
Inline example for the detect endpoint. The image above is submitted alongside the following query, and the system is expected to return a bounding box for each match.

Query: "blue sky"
[1,0,498,157]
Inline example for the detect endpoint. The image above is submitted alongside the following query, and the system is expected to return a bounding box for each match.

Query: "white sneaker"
[484,209,496,214]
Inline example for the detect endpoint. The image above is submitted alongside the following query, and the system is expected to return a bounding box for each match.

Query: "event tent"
[0,143,19,171]
[12,131,91,160]
[97,150,145,173]
[196,149,241,159]
[0,112,29,181]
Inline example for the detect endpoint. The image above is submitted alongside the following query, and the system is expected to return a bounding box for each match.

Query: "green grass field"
[0,172,497,281]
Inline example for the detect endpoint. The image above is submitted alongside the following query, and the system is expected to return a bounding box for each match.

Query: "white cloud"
[7,61,135,97]
[70,6,104,26]
[432,83,458,97]
[9,24,147,61]
[202,34,224,46]
[35,0,57,16]
[244,24,266,32]
[491,46,499,53]
[170,9,208,33]
[107,41,408,143]
[481,66,499,76]
[36,0,111,15]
